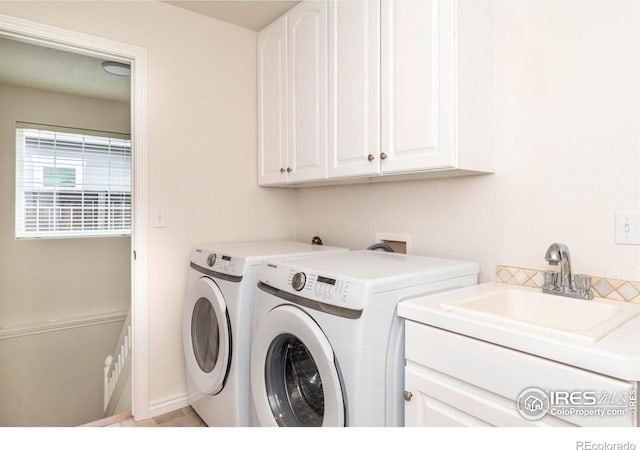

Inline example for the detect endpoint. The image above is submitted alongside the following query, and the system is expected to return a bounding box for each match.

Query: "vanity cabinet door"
[404,362,568,427]
[405,366,491,427]
[258,16,289,186]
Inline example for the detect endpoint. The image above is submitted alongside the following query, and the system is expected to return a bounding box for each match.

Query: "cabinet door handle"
[367,154,375,162]
[286,167,292,173]
[403,391,413,401]
[280,168,286,174]
[380,152,388,160]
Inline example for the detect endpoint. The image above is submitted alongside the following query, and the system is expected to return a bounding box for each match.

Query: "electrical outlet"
[615,210,640,245]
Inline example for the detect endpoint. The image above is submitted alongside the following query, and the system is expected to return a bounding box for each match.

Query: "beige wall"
[0,84,130,425]
[0,1,297,407]
[0,83,131,326]
[0,320,124,426]
[296,0,640,282]
[5,0,636,416]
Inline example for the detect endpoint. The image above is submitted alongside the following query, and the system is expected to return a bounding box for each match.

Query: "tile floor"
[84,407,206,427]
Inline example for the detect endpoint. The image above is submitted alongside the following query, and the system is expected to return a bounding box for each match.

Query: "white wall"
[296,0,640,283]
[0,83,131,326]
[0,1,298,408]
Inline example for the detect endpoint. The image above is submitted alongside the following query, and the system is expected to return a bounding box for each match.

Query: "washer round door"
[251,305,345,427]
[182,275,231,395]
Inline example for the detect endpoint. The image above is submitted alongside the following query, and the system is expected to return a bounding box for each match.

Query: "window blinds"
[15,124,132,239]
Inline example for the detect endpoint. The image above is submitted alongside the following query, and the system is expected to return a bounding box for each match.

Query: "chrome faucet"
[545,243,572,290]
[543,242,593,300]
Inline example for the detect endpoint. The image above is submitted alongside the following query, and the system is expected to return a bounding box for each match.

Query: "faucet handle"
[573,274,592,298]
[543,270,559,290]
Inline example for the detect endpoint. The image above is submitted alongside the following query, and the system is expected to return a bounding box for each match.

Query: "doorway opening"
[0,14,149,424]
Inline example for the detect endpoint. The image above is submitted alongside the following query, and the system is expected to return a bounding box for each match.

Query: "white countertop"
[398,282,640,381]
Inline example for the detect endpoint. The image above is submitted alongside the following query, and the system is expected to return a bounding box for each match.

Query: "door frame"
[0,14,151,419]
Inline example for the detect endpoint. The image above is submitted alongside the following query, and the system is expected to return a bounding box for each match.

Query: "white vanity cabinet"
[258,1,328,186]
[403,321,638,427]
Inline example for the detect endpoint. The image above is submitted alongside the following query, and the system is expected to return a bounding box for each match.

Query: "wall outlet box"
[615,210,640,245]
[375,232,412,254]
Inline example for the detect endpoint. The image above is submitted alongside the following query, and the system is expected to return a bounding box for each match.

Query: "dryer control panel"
[191,248,245,278]
[259,262,366,311]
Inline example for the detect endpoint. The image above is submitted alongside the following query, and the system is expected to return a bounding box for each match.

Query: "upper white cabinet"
[257,0,494,187]
[258,16,288,186]
[258,2,328,186]
[381,0,454,173]
[288,1,328,183]
[327,0,381,178]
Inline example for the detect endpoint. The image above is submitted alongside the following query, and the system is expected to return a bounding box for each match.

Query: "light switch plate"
[615,210,640,245]
[153,208,167,228]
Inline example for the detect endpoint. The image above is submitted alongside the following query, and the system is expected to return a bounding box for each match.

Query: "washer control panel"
[192,248,245,277]
[260,261,366,311]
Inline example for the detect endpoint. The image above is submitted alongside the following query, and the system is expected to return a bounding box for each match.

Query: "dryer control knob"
[291,272,307,291]
[207,253,217,267]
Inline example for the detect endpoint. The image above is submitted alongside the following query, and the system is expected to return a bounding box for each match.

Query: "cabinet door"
[258,16,289,186]
[405,365,491,427]
[404,364,566,427]
[288,1,328,183]
[327,0,381,179]
[381,0,455,174]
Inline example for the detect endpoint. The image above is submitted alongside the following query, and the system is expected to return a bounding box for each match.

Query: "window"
[15,123,132,238]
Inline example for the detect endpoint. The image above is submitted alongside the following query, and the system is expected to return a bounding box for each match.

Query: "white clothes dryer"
[250,250,480,427]
[183,241,347,426]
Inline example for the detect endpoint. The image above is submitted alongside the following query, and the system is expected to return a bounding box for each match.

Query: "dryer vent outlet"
[381,239,407,254]
[375,232,412,254]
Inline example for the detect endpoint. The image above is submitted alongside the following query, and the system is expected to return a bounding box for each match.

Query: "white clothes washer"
[183,241,347,426]
[250,250,479,427]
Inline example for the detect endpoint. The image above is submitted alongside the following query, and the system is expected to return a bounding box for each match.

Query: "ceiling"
[0,37,130,103]
[0,2,301,101]
[166,1,300,31]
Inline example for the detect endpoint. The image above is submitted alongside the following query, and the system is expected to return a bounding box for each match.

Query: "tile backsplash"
[495,265,640,303]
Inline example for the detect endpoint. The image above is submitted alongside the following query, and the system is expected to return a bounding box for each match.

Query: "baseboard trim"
[146,394,189,418]
[80,410,132,427]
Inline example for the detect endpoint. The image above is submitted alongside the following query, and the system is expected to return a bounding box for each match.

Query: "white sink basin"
[440,288,639,342]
